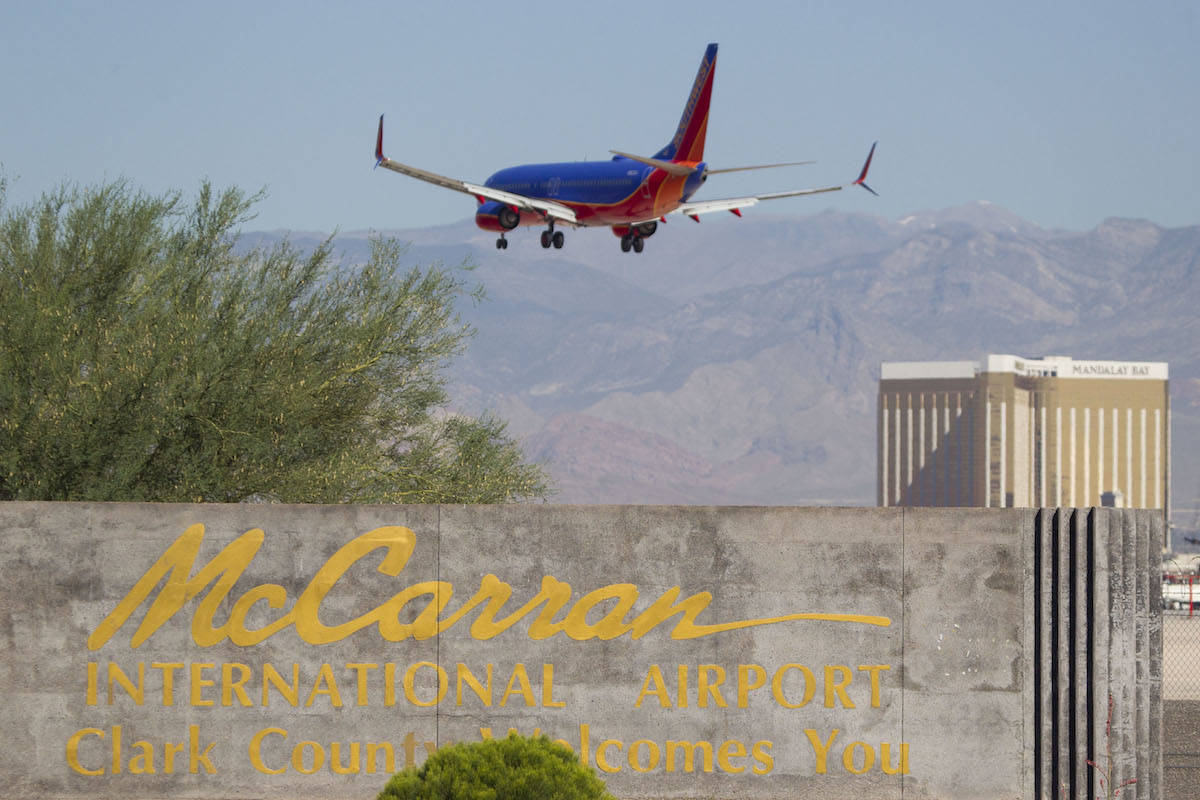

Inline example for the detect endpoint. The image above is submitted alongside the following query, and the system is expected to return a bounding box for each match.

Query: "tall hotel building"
[877,355,1169,511]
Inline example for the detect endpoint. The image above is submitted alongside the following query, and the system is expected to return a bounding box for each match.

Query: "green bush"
[377,733,616,800]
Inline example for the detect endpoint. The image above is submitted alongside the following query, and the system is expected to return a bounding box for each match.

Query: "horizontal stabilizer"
[705,160,815,175]
[609,150,697,176]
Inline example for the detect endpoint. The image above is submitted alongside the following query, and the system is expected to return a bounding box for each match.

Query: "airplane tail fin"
[652,43,718,163]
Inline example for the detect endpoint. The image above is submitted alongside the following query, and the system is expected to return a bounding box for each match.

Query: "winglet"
[853,142,878,196]
[375,115,385,166]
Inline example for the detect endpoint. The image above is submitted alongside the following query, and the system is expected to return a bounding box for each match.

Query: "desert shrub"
[377,733,615,800]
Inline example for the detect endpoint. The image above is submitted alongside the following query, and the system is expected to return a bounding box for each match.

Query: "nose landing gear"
[495,235,508,249]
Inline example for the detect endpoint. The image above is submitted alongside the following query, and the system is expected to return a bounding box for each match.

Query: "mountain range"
[242,202,1200,526]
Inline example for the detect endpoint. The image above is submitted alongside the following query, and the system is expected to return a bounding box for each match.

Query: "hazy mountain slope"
[240,203,1200,514]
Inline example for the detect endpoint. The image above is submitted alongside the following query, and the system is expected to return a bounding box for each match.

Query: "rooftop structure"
[878,354,1169,512]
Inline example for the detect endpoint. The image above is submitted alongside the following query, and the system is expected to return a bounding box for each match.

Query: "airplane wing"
[375,116,578,224]
[671,186,843,220]
[668,142,878,221]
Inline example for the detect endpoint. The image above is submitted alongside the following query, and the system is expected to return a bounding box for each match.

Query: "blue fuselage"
[474,156,707,230]
[486,160,652,206]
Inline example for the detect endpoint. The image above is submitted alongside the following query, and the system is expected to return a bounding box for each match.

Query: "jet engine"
[475,200,521,232]
[497,206,520,230]
[611,222,658,239]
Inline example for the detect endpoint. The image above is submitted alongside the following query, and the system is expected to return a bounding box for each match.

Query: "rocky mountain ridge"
[241,203,1200,516]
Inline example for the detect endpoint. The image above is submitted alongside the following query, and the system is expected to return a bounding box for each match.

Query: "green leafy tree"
[377,734,616,800]
[0,179,548,503]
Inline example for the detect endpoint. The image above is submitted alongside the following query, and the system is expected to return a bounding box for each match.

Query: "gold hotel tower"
[878,355,1169,510]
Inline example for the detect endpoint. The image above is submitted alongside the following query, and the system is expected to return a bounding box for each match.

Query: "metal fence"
[1164,573,1200,696]
[1164,608,1200,700]
[1162,576,1200,799]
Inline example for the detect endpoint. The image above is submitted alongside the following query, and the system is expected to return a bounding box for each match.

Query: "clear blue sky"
[2,0,1197,232]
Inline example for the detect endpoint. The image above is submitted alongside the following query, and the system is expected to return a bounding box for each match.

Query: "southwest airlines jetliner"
[375,43,877,253]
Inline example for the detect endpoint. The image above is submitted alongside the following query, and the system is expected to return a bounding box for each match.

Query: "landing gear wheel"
[552,231,564,249]
[496,236,508,250]
[540,231,552,248]
[620,235,633,253]
[632,237,644,253]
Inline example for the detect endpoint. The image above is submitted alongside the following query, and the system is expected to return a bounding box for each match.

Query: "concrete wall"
[0,503,1160,799]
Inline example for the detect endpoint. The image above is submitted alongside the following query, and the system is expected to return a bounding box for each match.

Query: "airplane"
[374,43,877,254]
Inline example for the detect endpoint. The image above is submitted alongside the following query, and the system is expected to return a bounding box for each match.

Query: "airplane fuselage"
[474,157,706,231]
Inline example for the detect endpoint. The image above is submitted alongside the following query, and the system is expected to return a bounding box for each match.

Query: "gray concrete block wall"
[0,503,1162,799]
[1029,509,1163,800]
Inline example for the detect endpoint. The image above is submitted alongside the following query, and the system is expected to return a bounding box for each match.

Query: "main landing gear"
[494,226,563,251]
[617,221,655,254]
[540,222,564,249]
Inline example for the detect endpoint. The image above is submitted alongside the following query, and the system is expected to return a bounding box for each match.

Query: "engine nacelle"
[475,200,520,232]
[611,222,658,239]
